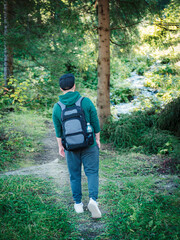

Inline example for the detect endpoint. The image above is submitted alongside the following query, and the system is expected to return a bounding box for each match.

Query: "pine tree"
[97,0,110,127]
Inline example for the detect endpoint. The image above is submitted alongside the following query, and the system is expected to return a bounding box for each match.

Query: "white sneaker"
[74,202,84,213]
[88,198,102,218]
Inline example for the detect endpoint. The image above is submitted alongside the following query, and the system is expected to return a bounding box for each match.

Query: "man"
[52,73,101,218]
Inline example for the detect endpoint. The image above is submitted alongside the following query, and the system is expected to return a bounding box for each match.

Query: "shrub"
[0,74,58,112]
[102,111,155,149]
[102,110,179,155]
[141,128,177,154]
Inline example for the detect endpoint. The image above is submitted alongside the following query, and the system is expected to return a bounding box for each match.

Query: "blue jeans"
[65,145,99,204]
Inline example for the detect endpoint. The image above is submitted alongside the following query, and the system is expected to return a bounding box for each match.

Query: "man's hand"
[95,132,101,149]
[57,137,65,157]
[59,146,65,157]
[96,139,101,149]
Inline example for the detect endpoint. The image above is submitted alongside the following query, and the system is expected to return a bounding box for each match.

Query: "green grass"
[0,175,79,240]
[101,179,180,240]
[100,152,160,179]
[1,110,179,239]
[99,150,180,240]
[0,111,48,171]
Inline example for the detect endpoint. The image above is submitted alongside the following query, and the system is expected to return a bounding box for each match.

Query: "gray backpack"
[57,97,94,151]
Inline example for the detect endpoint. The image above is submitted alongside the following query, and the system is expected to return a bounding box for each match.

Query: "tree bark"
[4,0,13,87]
[97,0,110,128]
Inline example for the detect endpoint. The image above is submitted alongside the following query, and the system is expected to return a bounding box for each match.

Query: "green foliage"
[131,55,155,74]
[0,112,47,171]
[102,110,179,156]
[142,0,180,48]
[157,97,180,136]
[110,87,134,104]
[0,176,78,240]
[141,128,178,155]
[102,111,154,148]
[144,70,180,106]
[102,179,180,240]
[0,66,58,112]
[155,65,177,75]
[110,58,132,83]
[136,61,149,75]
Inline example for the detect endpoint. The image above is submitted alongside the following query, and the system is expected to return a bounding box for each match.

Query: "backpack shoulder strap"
[57,96,84,110]
[57,101,66,111]
[75,96,84,107]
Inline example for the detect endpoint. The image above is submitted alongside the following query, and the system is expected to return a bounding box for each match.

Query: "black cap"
[59,73,75,90]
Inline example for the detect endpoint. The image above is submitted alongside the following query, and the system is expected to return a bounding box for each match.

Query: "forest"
[0,0,180,239]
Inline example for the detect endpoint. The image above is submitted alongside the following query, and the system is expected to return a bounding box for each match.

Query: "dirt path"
[2,122,106,240]
[4,123,69,187]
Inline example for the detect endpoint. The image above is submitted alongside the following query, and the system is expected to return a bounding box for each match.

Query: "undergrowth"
[0,175,78,240]
[102,105,180,159]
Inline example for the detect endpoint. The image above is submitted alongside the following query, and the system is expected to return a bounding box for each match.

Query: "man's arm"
[56,138,65,157]
[95,132,101,149]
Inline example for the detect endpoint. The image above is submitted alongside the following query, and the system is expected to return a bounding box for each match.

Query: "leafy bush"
[110,59,132,83]
[0,69,58,112]
[160,57,170,64]
[130,55,155,75]
[144,72,180,106]
[141,128,178,154]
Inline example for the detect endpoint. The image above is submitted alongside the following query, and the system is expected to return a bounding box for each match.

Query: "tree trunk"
[4,0,13,87]
[97,0,110,128]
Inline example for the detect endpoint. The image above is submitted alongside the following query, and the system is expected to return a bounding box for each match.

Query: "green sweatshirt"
[52,91,100,146]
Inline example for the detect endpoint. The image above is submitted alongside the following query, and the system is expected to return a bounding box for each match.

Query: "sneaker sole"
[88,202,102,218]
[75,209,84,214]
